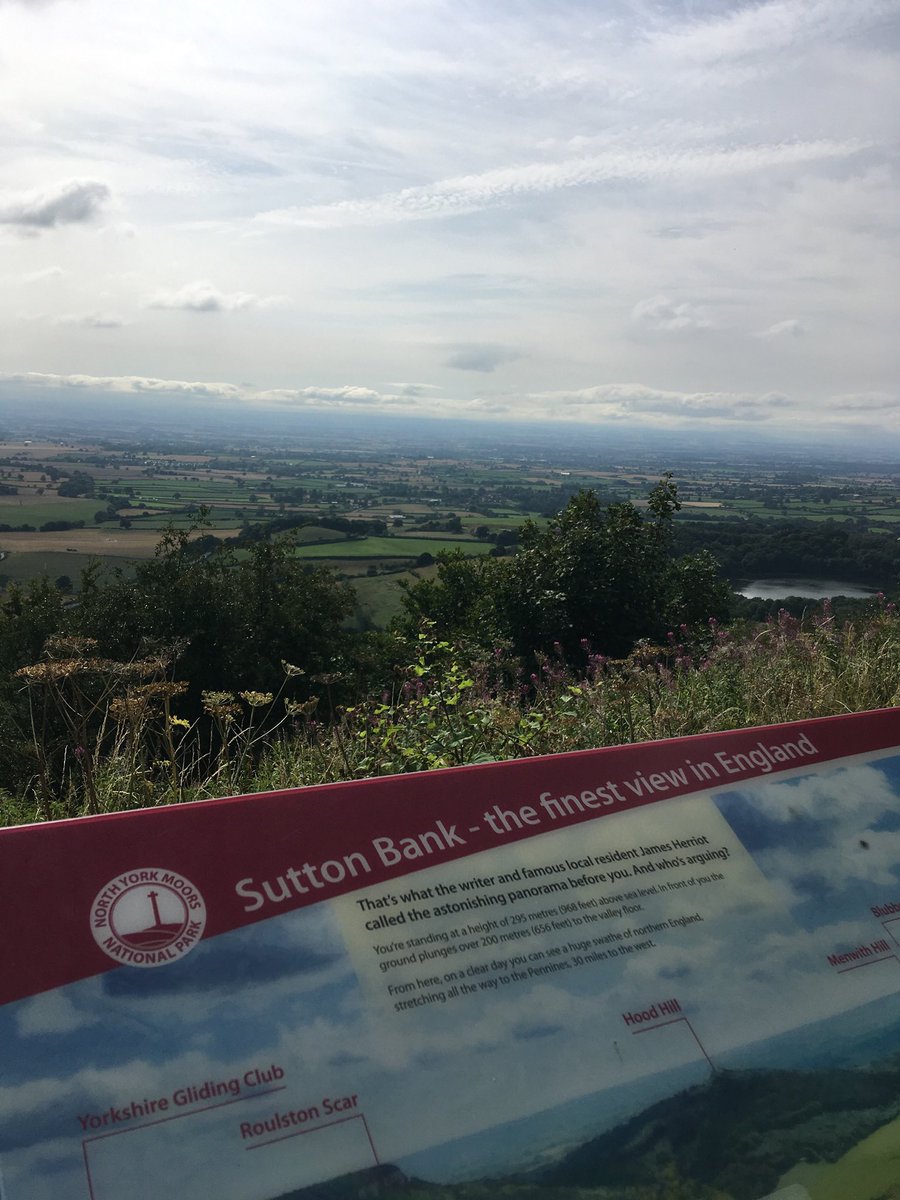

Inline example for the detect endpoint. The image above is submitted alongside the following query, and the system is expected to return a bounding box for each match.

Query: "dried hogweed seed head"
[109,696,148,724]
[44,635,98,659]
[201,690,240,719]
[135,680,188,699]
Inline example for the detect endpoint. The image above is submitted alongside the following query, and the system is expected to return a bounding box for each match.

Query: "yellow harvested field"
[0,529,203,556]
[779,1112,900,1200]
[1,441,77,456]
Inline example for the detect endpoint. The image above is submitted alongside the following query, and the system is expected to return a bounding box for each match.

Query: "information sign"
[3,710,900,1200]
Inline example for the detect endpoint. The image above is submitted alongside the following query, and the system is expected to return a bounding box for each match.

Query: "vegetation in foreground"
[0,476,897,826]
[3,595,899,828]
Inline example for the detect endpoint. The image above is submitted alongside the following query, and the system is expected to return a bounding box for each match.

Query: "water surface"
[738,578,876,600]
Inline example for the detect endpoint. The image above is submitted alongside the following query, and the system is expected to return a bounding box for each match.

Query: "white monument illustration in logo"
[91,869,207,966]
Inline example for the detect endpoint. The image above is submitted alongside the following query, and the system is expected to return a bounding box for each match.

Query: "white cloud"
[0,179,110,229]
[632,295,714,332]
[0,371,803,427]
[0,370,245,399]
[385,382,441,397]
[22,265,65,282]
[731,763,900,901]
[256,140,865,230]
[650,0,900,67]
[15,991,98,1036]
[525,383,794,422]
[254,385,407,407]
[827,391,900,411]
[757,318,809,339]
[0,0,895,423]
[147,281,288,313]
[0,371,417,410]
[55,312,124,328]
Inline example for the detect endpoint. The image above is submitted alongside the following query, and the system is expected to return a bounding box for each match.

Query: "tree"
[58,471,95,498]
[397,479,731,661]
[397,549,507,646]
[74,522,356,703]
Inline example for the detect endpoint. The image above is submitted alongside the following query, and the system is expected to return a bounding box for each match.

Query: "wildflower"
[73,745,85,760]
[240,691,274,708]
[284,697,319,718]
[169,716,191,729]
[777,609,800,638]
[282,661,306,677]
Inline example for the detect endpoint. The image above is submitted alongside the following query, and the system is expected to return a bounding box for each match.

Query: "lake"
[738,578,876,600]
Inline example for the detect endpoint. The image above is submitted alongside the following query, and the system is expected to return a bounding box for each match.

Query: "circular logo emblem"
[91,868,207,968]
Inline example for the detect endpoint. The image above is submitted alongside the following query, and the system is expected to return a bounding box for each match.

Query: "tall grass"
[4,600,899,827]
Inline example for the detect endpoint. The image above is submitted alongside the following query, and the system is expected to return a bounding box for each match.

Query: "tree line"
[673,519,900,587]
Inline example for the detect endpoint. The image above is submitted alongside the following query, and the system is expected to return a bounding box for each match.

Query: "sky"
[5,755,900,1197]
[0,0,898,436]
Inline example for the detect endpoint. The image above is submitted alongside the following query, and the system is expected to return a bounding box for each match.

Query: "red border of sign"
[2,708,898,1006]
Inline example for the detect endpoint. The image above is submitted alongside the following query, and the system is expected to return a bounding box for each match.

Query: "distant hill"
[271,1164,416,1200]
[275,1066,900,1200]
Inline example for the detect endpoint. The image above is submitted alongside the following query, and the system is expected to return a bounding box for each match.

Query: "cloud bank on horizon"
[0,0,897,433]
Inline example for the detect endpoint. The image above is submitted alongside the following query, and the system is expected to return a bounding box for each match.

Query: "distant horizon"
[2,392,900,462]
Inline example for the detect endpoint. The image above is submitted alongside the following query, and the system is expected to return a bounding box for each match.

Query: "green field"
[140,514,246,530]
[294,536,493,559]
[0,550,135,588]
[351,564,441,627]
[293,525,352,544]
[0,498,101,527]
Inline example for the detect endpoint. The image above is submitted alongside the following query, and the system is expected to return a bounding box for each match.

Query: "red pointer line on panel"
[243,1110,381,1165]
[836,954,899,974]
[631,1016,715,1071]
[81,1085,288,1200]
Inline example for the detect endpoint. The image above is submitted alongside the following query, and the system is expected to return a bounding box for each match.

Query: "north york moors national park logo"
[91,868,207,967]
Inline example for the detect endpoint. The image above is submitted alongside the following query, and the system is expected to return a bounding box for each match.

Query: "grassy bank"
[3,599,898,828]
